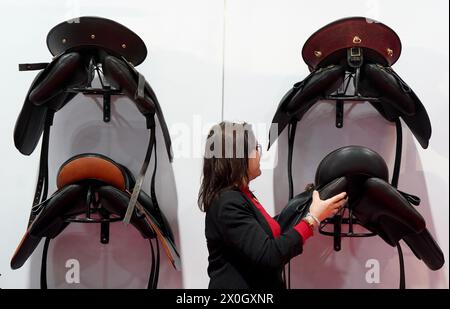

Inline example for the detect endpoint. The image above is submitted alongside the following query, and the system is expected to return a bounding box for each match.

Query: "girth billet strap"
[40,237,51,289]
[391,117,406,289]
[123,116,156,224]
[29,112,54,226]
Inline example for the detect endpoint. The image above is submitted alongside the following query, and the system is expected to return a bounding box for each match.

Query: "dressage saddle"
[11,153,180,289]
[277,146,444,272]
[268,17,441,288]
[14,16,173,226]
[268,16,431,152]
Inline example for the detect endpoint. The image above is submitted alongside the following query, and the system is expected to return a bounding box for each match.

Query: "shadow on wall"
[26,88,182,288]
[273,101,447,289]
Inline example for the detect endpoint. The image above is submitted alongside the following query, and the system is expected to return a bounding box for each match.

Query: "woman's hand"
[309,190,347,222]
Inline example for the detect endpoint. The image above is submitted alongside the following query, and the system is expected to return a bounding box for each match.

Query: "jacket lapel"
[239,191,275,238]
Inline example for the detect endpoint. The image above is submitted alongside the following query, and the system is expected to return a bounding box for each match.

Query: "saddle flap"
[14,52,91,155]
[10,184,86,270]
[277,176,348,232]
[360,64,417,116]
[29,52,88,106]
[268,65,344,149]
[359,63,433,149]
[353,177,425,246]
[285,65,345,115]
[403,229,445,271]
[98,186,180,270]
[102,55,156,115]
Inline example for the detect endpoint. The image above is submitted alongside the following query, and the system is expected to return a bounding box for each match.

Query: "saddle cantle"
[11,153,180,288]
[15,16,173,226]
[277,146,444,271]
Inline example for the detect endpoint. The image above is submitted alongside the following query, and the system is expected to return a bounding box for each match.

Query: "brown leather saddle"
[11,153,180,289]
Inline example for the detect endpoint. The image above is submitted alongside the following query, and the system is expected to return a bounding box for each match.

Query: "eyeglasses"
[256,143,262,155]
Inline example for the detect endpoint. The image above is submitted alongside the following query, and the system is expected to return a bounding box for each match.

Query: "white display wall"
[0,0,448,288]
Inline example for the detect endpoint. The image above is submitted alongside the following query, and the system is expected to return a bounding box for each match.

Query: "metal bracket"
[319,206,377,252]
[333,214,342,251]
[100,216,110,244]
[67,86,122,123]
[103,85,111,122]
[336,100,344,128]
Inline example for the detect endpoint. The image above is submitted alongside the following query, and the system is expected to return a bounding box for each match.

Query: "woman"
[198,121,347,289]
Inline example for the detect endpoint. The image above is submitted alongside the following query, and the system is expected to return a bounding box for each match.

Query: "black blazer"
[205,189,304,289]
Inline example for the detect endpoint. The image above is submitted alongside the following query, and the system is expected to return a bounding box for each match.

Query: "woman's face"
[247,143,262,181]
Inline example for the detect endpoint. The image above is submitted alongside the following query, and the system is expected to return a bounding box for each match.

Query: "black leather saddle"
[15,16,173,226]
[11,153,180,289]
[277,146,444,271]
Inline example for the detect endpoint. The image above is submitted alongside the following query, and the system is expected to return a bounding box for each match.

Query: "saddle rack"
[20,58,123,124]
[64,184,124,244]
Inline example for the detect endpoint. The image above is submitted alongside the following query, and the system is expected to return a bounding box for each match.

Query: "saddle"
[11,153,180,288]
[268,16,431,153]
[15,16,173,226]
[268,17,441,288]
[12,16,178,288]
[277,146,444,273]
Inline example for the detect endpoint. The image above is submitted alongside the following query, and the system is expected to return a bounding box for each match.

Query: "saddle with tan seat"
[11,153,180,288]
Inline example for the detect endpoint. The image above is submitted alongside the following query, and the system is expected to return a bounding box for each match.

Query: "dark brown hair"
[198,121,256,212]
